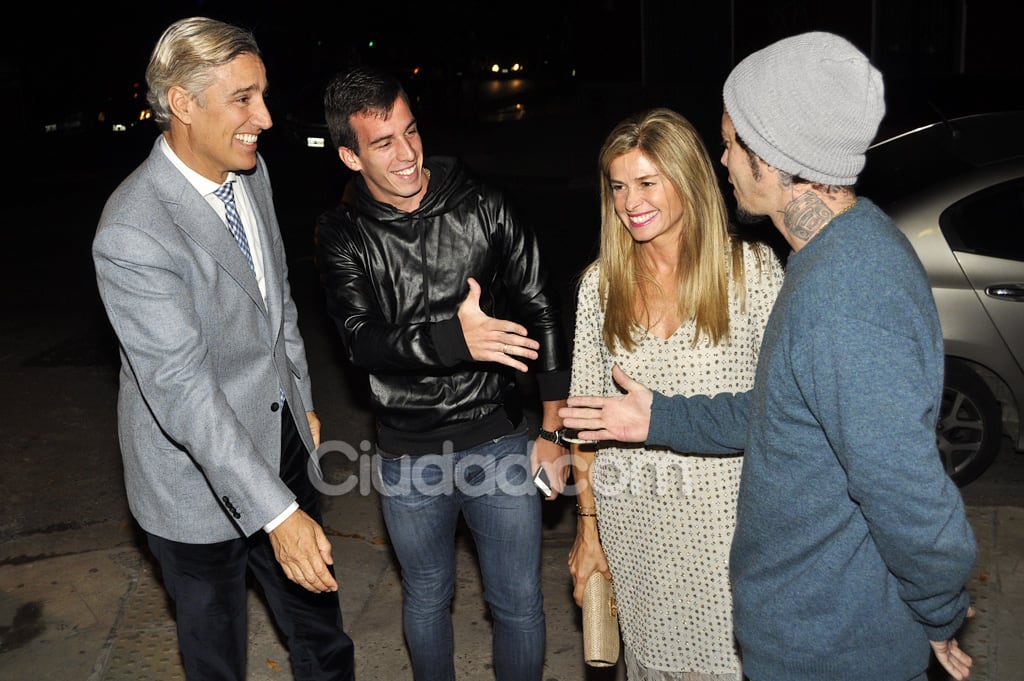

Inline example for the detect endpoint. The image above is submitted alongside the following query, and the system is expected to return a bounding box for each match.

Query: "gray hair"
[145,16,261,131]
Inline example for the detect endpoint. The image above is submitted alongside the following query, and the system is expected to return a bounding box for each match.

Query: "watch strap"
[538,427,568,447]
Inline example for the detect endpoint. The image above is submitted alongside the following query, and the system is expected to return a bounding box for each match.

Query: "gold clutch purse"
[582,572,620,667]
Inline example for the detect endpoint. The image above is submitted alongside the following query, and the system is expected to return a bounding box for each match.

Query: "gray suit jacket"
[93,137,318,543]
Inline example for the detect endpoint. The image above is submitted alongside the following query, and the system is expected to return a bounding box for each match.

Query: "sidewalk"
[1,479,1022,680]
[0,469,612,681]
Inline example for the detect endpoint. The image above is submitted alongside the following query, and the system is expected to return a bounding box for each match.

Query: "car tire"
[938,360,1003,486]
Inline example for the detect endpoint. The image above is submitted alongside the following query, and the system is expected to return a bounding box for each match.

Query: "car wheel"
[937,360,1003,486]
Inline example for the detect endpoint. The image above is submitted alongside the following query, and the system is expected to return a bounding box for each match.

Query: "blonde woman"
[568,108,783,681]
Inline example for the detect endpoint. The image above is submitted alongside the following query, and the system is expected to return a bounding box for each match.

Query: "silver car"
[863,111,1024,485]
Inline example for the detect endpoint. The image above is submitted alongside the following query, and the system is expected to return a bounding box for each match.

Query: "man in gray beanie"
[559,31,977,681]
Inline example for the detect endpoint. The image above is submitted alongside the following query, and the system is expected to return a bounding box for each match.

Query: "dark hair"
[735,130,826,188]
[733,131,764,181]
[323,65,408,152]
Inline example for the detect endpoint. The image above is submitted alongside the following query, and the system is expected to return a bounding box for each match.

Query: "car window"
[940,177,1024,261]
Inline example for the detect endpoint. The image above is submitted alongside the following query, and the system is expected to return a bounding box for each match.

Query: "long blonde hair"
[591,107,749,353]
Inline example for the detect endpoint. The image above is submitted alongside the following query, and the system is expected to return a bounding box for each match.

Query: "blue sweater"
[648,199,976,681]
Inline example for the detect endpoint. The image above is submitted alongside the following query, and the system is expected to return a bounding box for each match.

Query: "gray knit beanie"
[722,31,886,185]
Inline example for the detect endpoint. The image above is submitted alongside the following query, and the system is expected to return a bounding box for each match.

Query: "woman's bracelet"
[576,504,597,517]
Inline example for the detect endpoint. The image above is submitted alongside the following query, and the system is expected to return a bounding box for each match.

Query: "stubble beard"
[735,203,767,225]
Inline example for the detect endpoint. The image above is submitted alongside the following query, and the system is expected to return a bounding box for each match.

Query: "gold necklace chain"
[830,198,858,222]
[810,198,858,241]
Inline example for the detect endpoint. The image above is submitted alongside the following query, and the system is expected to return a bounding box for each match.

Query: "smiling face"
[169,52,272,183]
[338,95,426,212]
[608,148,685,246]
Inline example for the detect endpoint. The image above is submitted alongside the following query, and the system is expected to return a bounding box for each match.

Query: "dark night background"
[7,1,1024,147]
[4,0,1024,322]
[6,0,1024,364]
[5,0,1022,275]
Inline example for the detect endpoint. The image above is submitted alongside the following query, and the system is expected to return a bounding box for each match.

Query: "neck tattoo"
[786,195,858,243]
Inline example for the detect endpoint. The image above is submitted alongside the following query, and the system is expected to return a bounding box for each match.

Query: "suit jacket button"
[271,402,280,412]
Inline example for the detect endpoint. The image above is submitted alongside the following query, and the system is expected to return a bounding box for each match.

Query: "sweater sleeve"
[647,390,750,454]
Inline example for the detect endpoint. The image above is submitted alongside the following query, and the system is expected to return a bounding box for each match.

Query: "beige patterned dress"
[570,241,783,680]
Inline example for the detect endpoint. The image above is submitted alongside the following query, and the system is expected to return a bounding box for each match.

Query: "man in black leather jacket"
[314,65,571,681]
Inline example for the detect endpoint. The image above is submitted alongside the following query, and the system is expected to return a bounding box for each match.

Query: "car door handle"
[985,283,1024,301]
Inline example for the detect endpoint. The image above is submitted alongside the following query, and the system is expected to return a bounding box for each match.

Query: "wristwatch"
[538,427,571,448]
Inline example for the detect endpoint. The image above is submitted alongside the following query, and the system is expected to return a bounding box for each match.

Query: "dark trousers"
[146,405,355,681]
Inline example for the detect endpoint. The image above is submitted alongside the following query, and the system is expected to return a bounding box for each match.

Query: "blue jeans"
[376,431,545,681]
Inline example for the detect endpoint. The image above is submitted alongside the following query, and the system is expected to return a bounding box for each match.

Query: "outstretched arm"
[559,364,653,443]
[458,277,540,373]
[561,364,749,453]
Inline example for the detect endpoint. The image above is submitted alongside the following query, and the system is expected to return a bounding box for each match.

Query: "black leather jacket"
[315,156,570,455]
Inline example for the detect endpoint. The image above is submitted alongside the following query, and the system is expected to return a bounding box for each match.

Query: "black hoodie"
[315,156,570,455]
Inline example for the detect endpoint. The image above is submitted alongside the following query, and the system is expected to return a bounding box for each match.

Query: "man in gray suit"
[92,16,355,681]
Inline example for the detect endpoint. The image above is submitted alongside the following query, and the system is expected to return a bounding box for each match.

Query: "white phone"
[533,467,553,496]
